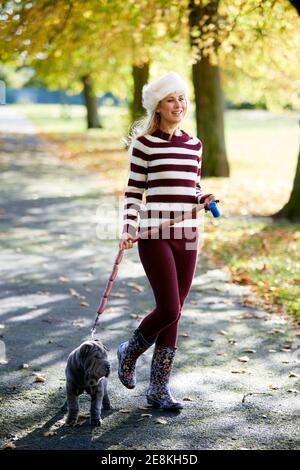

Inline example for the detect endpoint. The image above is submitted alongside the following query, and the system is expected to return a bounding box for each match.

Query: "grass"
[11,103,300,322]
[203,217,300,322]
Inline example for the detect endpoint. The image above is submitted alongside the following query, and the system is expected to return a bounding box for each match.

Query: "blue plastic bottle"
[207,201,221,218]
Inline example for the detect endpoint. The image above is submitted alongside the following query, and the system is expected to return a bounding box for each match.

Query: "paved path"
[0,107,299,450]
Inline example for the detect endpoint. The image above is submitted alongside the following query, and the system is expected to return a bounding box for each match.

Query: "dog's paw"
[90,417,102,427]
[65,415,78,426]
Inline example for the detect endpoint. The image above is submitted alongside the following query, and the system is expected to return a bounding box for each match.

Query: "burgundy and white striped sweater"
[122,128,212,239]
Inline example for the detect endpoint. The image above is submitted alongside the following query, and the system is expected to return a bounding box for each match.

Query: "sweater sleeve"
[122,137,149,237]
[195,139,213,206]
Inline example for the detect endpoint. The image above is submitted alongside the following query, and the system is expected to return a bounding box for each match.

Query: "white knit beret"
[142,71,189,115]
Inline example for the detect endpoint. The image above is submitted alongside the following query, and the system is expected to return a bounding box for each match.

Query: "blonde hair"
[122,96,188,160]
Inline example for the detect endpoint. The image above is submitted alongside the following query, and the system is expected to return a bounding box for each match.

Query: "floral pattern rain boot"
[146,345,183,411]
[117,327,156,389]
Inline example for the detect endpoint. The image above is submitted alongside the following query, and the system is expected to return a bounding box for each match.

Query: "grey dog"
[61,339,111,426]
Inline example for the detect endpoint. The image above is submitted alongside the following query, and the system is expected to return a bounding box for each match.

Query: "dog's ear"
[80,343,93,358]
[92,338,110,352]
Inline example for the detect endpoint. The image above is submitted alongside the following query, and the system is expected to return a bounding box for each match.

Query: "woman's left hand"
[203,195,216,204]
[203,194,217,211]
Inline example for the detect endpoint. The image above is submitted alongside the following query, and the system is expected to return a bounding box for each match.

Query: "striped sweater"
[122,128,212,239]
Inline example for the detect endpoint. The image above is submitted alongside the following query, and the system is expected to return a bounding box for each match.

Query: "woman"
[117,71,216,410]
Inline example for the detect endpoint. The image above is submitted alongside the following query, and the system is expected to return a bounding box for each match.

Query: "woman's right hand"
[119,232,135,250]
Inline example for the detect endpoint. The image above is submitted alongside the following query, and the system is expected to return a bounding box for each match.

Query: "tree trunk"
[273,121,300,221]
[131,62,150,122]
[81,74,102,129]
[272,0,300,221]
[188,0,229,177]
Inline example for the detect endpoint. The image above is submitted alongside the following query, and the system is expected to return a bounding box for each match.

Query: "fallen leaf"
[243,349,256,354]
[59,276,70,283]
[127,282,144,293]
[119,409,132,413]
[218,330,228,336]
[234,273,251,285]
[231,369,247,374]
[20,363,29,369]
[239,314,254,320]
[2,442,16,449]
[111,292,126,298]
[155,418,167,425]
[69,288,81,298]
[183,396,193,401]
[43,431,57,437]
[180,333,190,338]
[141,413,152,418]
[289,372,300,378]
[216,352,227,356]
[281,348,292,352]
[238,356,250,363]
[80,301,90,307]
[268,385,279,390]
[33,373,46,383]
[138,406,150,411]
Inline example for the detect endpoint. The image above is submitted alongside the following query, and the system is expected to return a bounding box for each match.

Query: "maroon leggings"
[137,232,199,348]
